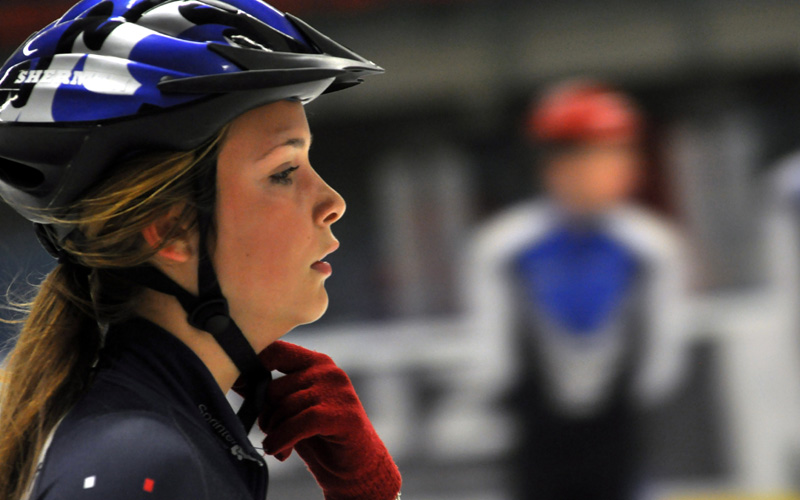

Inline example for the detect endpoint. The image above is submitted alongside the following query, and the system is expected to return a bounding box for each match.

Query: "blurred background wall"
[3,1,800,499]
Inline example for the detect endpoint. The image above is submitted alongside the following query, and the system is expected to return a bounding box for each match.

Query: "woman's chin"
[287,290,330,329]
[301,296,330,326]
[238,289,330,347]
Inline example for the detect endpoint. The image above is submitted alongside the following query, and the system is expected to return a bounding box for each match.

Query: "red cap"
[525,81,642,143]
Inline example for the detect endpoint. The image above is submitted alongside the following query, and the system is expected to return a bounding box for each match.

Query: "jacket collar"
[101,316,264,465]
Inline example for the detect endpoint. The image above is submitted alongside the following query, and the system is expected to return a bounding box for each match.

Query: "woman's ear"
[141,205,194,264]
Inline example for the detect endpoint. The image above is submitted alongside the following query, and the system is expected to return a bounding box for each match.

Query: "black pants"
[513,403,638,500]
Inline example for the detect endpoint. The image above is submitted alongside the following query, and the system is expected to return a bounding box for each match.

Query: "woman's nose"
[315,179,346,226]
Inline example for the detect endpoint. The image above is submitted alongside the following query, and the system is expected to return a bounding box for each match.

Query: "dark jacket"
[29,317,268,499]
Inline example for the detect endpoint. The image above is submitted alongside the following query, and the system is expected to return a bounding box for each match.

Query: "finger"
[259,386,324,433]
[260,435,294,462]
[260,390,360,445]
[258,340,335,374]
[262,407,330,455]
[266,371,314,403]
[266,363,351,403]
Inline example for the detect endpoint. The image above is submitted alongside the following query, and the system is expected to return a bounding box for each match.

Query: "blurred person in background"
[0,1,401,499]
[760,151,800,471]
[464,80,690,500]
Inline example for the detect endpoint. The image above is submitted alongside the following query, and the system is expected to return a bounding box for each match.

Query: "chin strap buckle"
[187,297,231,335]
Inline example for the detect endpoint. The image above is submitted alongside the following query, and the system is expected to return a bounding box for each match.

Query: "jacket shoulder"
[470,200,555,263]
[608,204,685,263]
[31,411,210,500]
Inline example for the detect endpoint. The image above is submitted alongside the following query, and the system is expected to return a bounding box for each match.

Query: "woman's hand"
[257,341,402,500]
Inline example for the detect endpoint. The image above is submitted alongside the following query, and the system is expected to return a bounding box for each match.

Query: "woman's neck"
[135,288,241,393]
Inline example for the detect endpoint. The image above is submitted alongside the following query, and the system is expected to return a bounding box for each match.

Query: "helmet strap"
[109,213,270,432]
[194,210,271,431]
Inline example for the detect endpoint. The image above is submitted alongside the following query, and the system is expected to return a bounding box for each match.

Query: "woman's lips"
[311,260,332,275]
[313,240,338,275]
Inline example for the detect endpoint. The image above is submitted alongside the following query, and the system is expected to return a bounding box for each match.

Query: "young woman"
[0,1,401,499]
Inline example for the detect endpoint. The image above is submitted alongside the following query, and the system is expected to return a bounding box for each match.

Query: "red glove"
[257,341,402,500]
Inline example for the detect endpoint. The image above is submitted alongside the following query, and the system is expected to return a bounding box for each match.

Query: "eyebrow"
[259,134,313,159]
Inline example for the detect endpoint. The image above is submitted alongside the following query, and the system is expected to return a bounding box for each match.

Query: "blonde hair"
[0,126,228,500]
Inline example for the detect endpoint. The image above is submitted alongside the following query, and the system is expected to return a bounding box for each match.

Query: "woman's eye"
[269,166,299,185]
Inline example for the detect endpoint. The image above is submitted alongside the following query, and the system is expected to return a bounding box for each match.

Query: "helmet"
[0,0,382,224]
[525,80,641,144]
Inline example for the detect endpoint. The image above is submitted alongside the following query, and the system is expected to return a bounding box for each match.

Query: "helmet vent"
[227,34,272,52]
[0,157,46,191]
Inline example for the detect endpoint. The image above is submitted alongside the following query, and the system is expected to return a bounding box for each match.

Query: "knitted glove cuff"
[319,449,401,500]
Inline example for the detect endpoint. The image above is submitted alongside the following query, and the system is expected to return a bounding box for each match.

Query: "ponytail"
[0,125,227,499]
[0,263,101,500]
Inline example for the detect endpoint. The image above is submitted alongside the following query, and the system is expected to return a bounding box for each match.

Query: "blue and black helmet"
[0,0,383,222]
